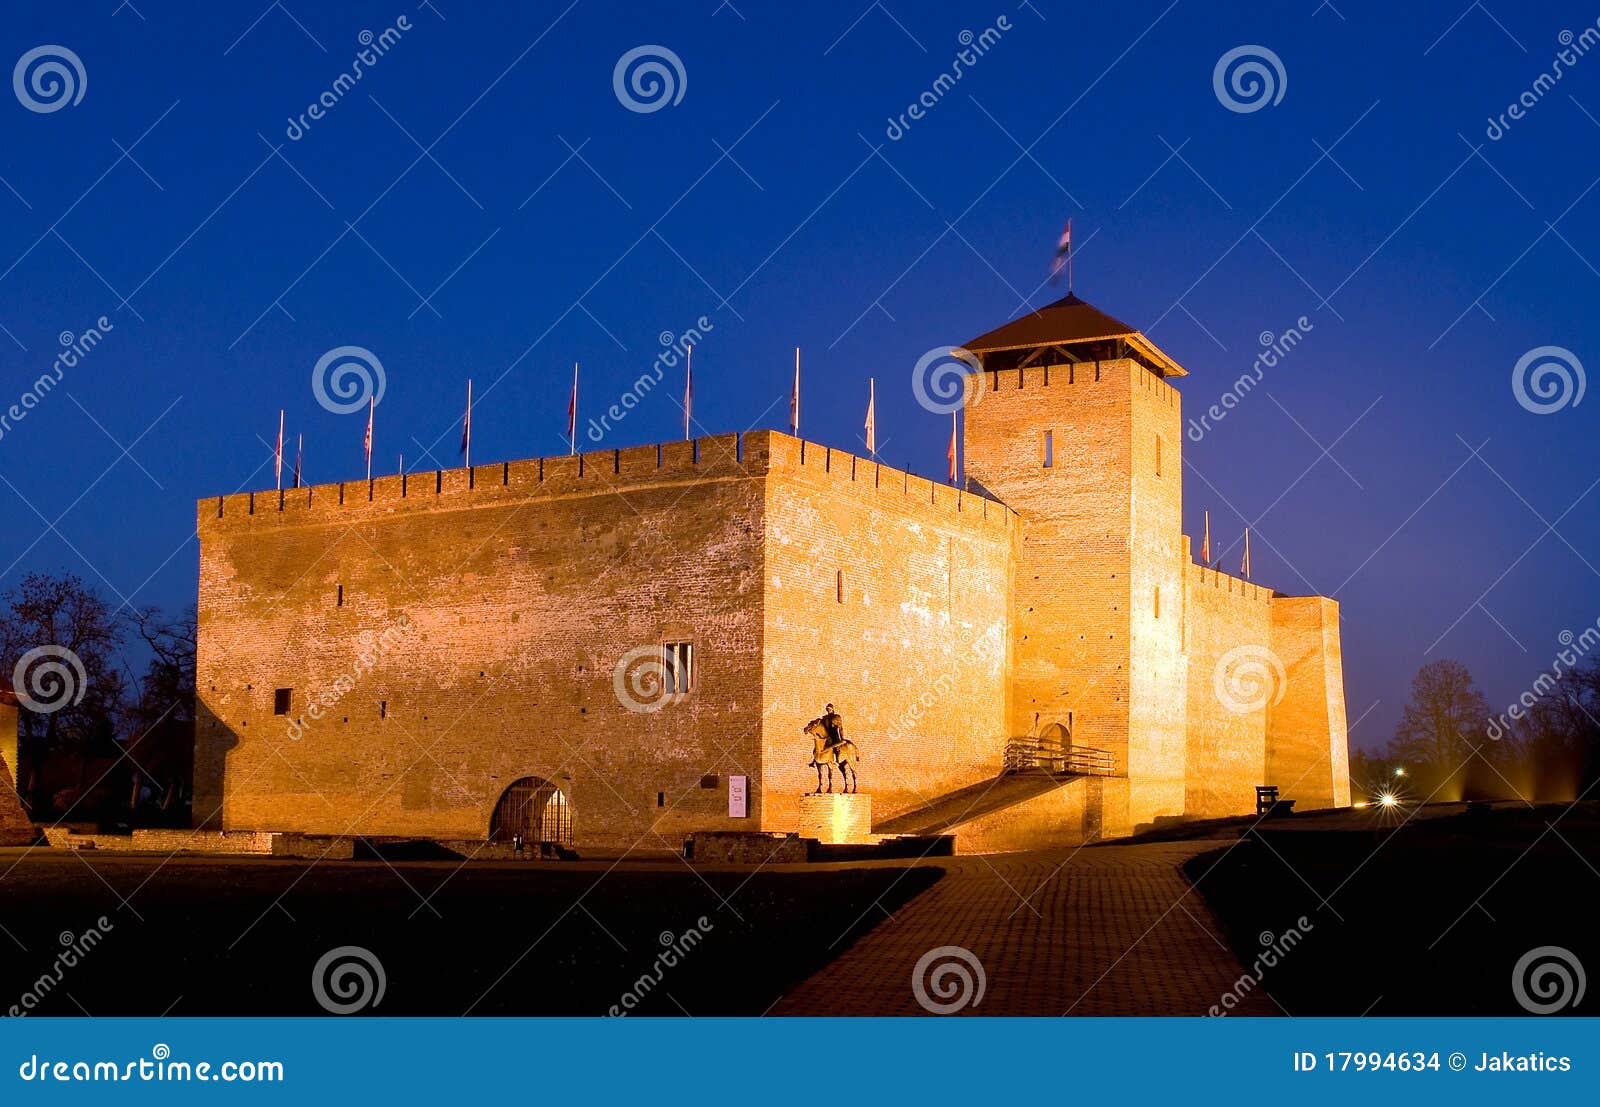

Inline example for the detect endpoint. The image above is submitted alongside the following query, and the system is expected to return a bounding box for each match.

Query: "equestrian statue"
[803,702,860,794]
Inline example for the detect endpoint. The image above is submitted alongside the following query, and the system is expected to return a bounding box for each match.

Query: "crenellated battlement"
[980,358,1181,408]
[1184,555,1278,603]
[198,429,1016,538]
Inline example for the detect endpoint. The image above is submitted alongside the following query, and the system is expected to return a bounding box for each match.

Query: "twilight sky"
[2,0,1598,750]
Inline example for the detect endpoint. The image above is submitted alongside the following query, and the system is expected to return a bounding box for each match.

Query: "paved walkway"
[775,839,1276,1015]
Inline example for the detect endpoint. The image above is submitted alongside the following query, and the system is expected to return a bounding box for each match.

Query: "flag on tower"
[461,379,473,465]
[864,377,876,457]
[1201,509,1211,565]
[567,362,579,456]
[274,410,284,490]
[293,434,303,489]
[1241,528,1252,579]
[683,345,693,441]
[1050,218,1072,286]
[790,347,800,436]
[364,396,374,480]
[947,412,958,484]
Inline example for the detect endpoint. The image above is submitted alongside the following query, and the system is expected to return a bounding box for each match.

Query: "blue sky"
[1,0,1598,749]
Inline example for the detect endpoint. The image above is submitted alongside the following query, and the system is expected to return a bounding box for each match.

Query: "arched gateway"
[488,777,572,846]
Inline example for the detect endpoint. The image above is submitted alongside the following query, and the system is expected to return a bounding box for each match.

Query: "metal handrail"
[1002,736,1116,776]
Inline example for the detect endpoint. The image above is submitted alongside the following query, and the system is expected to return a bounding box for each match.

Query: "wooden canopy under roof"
[959,293,1186,378]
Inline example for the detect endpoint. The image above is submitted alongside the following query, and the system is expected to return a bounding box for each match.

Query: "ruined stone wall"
[195,433,770,848]
[757,434,1017,830]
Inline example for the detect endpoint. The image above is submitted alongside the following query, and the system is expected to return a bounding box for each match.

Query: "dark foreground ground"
[1182,802,1600,1015]
[0,850,939,1016]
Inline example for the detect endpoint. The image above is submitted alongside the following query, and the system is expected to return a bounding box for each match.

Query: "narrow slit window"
[663,641,695,696]
[1043,430,1054,468]
[1154,586,1160,620]
[836,569,845,603]
[1155,435,1162,476]
[336,584,344,607]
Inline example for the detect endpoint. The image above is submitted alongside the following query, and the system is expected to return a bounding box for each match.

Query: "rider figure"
[821,703,845,752]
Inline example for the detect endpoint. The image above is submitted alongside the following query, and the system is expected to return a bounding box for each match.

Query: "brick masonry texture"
[2,696,34,844]
[195,353,1349,849]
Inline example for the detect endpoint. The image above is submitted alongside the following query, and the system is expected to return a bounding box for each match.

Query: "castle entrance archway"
[489,776,572,846]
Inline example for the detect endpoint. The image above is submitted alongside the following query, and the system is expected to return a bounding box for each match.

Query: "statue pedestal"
[796,792,873,845]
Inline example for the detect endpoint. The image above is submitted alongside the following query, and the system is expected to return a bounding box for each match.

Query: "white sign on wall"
[728,775,749,818]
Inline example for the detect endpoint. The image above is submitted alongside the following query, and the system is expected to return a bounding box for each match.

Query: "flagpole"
[365,396,374,481]
[463,378,472,468]
[791,346,800,436]
[275,409,284,491]
[683,344,693,441]
[294,433,303,489]
[569,361,578,456]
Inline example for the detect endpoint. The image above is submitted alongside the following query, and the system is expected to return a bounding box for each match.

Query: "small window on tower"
[273,688,292,716]
[663,641,695,696]
[336,584,344,607]
[1155,435,1162,476]
[1154,586,1161,620]
[1043,430,1054,468]
[836,569,845,603]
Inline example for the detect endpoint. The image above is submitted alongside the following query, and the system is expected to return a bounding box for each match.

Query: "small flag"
[567,362,578,455]
[947,412,958,484]
[293,434,303,489]
[274,410,284,490]
[364,396,374,480]
[1241,528,1252,579]
[461,379,473,465]
[1201,510,1211,565]
[683,345,693,441]
[790,347,800,436]
[864,378,876,456]
[1050,218,1072,285]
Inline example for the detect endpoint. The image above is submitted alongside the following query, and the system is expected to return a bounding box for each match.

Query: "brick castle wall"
[756,434,1015,830]
[1183,562,1272,817]
[1268,595,1351,809]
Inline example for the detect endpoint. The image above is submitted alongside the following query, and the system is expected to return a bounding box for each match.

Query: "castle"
[193,294,1350,852]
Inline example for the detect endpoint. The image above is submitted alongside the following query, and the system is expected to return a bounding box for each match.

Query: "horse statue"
[803,717,860,794]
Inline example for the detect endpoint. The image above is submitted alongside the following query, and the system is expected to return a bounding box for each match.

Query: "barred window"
[663,641,694,695]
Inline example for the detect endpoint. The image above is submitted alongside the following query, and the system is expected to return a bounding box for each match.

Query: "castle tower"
[961,294,1188,834]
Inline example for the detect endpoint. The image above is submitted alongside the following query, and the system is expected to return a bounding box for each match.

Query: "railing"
[1002,736,1116,777]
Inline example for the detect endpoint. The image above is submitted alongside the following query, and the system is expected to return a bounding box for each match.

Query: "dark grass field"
[0,851,941,1016]
[1183,803,1600,1016]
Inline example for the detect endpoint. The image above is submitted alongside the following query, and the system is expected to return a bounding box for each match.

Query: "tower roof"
[960,293,1186,377]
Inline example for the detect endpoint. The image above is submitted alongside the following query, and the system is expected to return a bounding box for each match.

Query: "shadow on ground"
[1183,801,1599,1015]
[0,853,941,1016]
